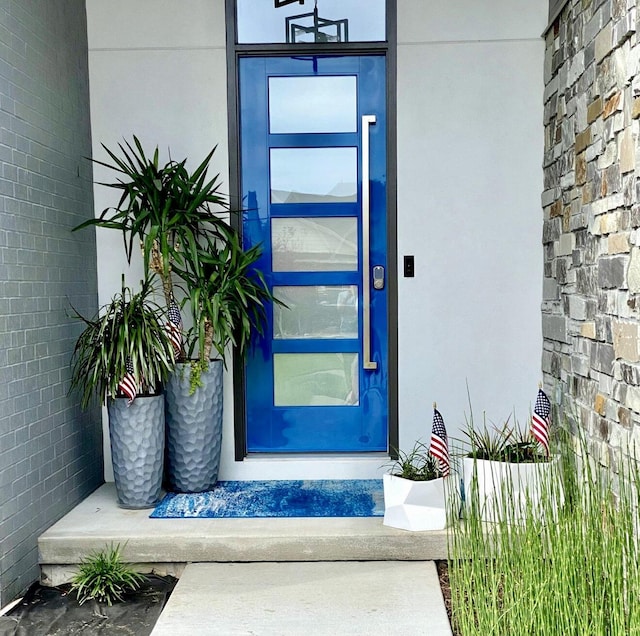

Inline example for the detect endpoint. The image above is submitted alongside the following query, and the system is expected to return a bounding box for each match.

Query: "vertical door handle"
[362,114,377,371]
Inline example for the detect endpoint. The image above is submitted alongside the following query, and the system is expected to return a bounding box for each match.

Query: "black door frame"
[224,0,398,460]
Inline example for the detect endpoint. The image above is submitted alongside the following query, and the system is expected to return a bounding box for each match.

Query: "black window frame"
[546,0,569,33]
[225,0,398,461]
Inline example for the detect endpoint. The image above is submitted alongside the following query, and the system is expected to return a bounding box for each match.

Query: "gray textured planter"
[108,395,165,509]
[165,361,224,493]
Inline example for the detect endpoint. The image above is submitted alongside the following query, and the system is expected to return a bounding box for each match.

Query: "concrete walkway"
[38,485,453,634]
[39,484,448,584]
[150,561,452,636]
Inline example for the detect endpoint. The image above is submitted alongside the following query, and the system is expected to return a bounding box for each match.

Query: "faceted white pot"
[463,456,561,524]
[382,474,447,531]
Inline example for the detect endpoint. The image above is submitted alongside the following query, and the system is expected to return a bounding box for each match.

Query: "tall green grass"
[448,436,640,635]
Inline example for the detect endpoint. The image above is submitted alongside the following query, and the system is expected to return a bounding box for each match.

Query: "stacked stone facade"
[543,0,640,468]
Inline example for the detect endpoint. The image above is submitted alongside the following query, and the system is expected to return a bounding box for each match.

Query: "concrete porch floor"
[38,483,449,586]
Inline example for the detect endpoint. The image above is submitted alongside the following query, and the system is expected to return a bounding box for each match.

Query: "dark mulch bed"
[436,560,459,636]
[3,565,452,635]
[0,574,176,636]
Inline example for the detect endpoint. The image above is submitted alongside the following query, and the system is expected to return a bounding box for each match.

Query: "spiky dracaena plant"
[70,277,175,407]
[73,136,234,359]
[173,230,275,391]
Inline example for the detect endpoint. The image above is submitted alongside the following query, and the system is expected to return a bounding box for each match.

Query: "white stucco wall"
[86,0,231,480]
[396,1,547,451]
[86,1,547,481]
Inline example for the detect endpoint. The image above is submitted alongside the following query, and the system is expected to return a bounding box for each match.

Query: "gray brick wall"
[0,0,102,606]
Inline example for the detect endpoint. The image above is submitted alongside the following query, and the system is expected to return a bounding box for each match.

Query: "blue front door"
[240,55,388,453]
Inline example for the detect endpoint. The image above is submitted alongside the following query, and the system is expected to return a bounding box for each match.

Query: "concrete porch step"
[150,561,453,636]
[38,484,448,586]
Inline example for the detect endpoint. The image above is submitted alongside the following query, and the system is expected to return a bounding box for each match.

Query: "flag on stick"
[167,299,183,356]
[118,358,138,405]
[429,406,450,477]
[531,388,551,456]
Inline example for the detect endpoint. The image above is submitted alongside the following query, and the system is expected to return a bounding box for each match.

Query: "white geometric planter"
[463,456,561,524]
[382,474,447,531]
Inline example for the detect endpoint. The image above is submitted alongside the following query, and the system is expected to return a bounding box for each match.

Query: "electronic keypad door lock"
[373,266,385,290]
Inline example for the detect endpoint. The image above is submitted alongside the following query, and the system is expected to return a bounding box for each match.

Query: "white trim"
[0,596,23,617]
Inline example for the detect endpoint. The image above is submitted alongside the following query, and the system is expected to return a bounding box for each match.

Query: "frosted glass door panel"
[274,353,359,406]
[270,147,357,203]
[271,217,358,272]
[269,76,357,133]
[274,285,358,339]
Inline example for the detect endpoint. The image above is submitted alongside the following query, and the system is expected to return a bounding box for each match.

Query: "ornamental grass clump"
[462,412,549,464]
[71,544,147,606]
[388,441,444,481]
[447,433,640,635]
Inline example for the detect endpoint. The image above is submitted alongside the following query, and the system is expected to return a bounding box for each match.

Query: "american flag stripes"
[167,299,183,356]
[429,408,450,477]
[531,388,551,456]
[118,358,138,405]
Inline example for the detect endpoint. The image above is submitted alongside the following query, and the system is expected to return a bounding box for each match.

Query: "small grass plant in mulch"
[71,543,147,606]
[447,432,640,635]
[3,545,176,636]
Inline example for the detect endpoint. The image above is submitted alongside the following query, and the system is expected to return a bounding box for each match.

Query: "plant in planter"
[70,278,175,508]
[163,230,274,492]
[74,136,233,317]
[175,230,272,379]
[75,137,276,493]
[461,395,559,524]
[383,407,452,531]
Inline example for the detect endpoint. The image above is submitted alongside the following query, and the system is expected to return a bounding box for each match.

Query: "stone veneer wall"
[0,0,102,606]
[543,0,640,469]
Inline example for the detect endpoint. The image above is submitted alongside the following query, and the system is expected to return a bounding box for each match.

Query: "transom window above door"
[235,0,386,44]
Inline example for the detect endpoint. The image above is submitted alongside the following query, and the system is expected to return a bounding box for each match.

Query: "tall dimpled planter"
[108,395,165,509]
[165,361,224,493]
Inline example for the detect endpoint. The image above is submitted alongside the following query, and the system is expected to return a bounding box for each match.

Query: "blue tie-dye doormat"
[150,479,384,518]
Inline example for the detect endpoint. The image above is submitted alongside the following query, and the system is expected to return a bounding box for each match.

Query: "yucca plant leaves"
[73,137,232,310]
[70,278,175,408]
[74,136,279,376]
[172,228,277,366]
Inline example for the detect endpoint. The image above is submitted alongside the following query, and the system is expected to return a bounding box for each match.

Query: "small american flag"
[531,388,551,456]
[167,299,183,356]
[118,358,138,405]
[429,408,450,477]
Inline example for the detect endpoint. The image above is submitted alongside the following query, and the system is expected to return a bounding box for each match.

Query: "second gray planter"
[108,394,165,509]
[165,361,224,493]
